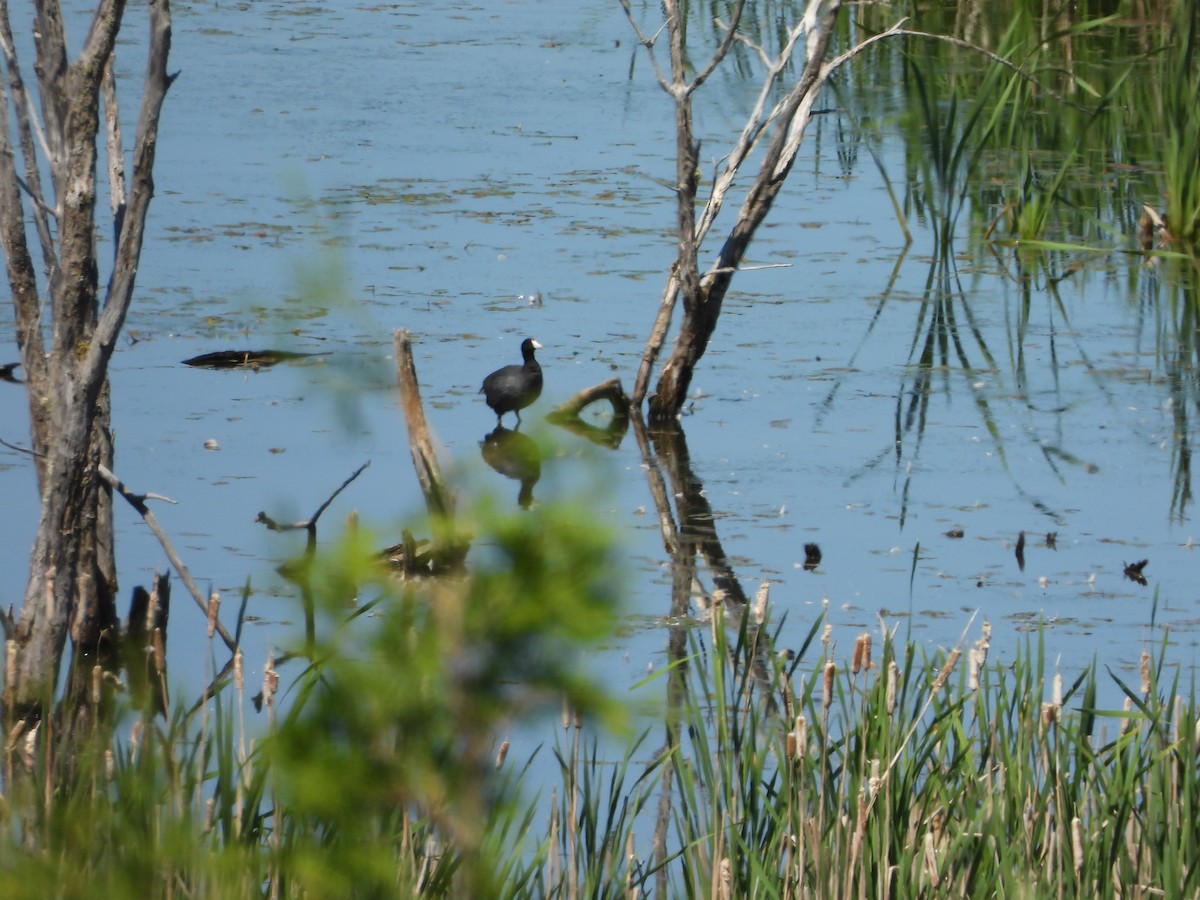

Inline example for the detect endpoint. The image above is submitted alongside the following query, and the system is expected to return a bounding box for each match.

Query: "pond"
[1,0,1197,721]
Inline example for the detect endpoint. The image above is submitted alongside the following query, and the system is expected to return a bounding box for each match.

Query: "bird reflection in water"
[481,426,542,509]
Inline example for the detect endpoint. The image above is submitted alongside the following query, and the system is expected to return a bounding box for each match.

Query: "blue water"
[1,1,1196,735]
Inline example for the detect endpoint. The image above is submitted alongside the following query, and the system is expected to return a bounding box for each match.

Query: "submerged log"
[181,349,330,370]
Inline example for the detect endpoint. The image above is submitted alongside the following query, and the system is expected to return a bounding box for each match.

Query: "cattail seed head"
[152,628,166,676]
[822,661,836,713]
[1071,817,1083,873]
[92,665,102,705]
[933,649,960,693]
[207,593,220,639]
[886,660,899,714]
[1041,703,1057,730]
[719,858,732,900]
[1141,649,1151,696]
[496,739,510,770]
[754,580,769,624]
[923,831,939,887]
[262,652,278,709]
[788,715,808,762]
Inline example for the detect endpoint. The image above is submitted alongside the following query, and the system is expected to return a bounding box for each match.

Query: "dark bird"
[803,543,822,572]
[1124,559,1149,586]
[481,338,543,427]
[1015,531,1026,572]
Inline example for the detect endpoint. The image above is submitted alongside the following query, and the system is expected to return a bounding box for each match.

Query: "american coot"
[480,338,543,426]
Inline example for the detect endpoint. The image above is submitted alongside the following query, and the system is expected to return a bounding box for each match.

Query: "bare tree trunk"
[0,0,174,730]
[622,0,845,421]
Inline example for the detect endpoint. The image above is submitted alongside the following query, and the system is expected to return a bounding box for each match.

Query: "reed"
[4,540,1200,898]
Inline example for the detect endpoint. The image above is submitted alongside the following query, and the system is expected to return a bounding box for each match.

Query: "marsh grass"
[1147,1,1200,248]
[4,541,1200,899]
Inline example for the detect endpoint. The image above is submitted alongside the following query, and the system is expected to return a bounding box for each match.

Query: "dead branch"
[550,378,630,419]
[97,463,236,654]
[393,329,455,520]
[256,460,370,536]
[546,378,631,448]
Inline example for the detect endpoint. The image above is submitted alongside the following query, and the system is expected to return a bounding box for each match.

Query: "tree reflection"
[630,417,783,890]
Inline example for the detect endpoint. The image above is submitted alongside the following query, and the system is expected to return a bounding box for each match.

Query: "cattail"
[780,675,794,722]
[822,661,836,715]
[92,664,102,705]
[968,648,982,691]
[868,758,881,800]
[262,652,278,711]
[719,858,732,900]
[886,660,899,715]
[207,592,220,639]
[932,649,960,694]
[205,797,216,833]
[851,793,867,863]
[495,738,510,770]
[129,720,143,764]
[754,580,769,624]
[561,695,571,730]
[1052,669,1063,723]
[152,627,166,676]
[923,831,939,887]
[1120,696,1134,735]
[104,748,115,782]
[1140,649,1151,697]
[146,582,160,635]
[1041,703,1056,730]
[787,715,808,762]
[1071,816,1084,874]
[821,622,833,651]
[852,632,871,676]
[234,649,244,694]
